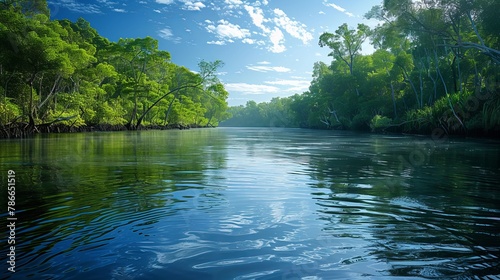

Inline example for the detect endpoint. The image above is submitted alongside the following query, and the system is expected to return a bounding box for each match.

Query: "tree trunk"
[164,95,177,125]
[28,74,37,127]
[403,69,420,108]
[390,83,398,119]
[126,91,138,129]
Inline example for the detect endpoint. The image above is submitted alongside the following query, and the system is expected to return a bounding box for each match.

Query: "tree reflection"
[0,129,229,276]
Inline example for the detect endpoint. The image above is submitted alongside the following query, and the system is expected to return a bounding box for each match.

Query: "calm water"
[0,128,499,279]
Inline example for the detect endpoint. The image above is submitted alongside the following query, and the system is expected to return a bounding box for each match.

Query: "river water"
[0,128,499,279]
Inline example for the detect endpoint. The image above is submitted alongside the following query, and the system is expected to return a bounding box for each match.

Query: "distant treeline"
[0,0,229,138]
[223,0,500,137]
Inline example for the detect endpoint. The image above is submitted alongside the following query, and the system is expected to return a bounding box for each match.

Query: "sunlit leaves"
[0,3,229,131]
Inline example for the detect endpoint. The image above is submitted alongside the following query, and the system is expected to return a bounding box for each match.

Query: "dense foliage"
[223,0,500,136]
[0,0,229,137]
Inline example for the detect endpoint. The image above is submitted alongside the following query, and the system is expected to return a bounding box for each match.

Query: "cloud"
[268,27,286,53]
[257,61,271,65]
[182,1,205,11]
[243,38,265,45]
[251,0,268,6]
[225,83,280,95]
[205,19,251,44]
[244,5,287,53]
[265,78,310,92]
[273,8,313,45]
[156,0,174,4]
[243,5,312,53]
[242,38,256,44]
[158,28,181,43]
[244,5,270,33]
[225,77,310,95]
[324,2,354,17]
[327,3,345,12]
[207,40,226,45]
[51,0,102,14]
[113,8,126,13]
[224,0,243,9]
[246,65,291,73]
[154,9,161,13]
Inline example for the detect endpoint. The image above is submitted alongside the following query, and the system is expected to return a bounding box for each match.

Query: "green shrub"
[351,113,371,131]
[370,115,392,132]
[0,98,21,124]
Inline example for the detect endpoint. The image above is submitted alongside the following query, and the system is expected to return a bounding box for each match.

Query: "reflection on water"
[0,128,499,279]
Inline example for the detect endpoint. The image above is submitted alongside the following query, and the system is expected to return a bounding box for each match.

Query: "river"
[0,128,499,279]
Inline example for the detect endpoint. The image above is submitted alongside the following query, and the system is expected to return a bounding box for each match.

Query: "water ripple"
[2,129,499,279]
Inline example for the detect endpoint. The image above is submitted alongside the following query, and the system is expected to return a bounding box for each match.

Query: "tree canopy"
[0,0,230,137]
[223,0,500,137]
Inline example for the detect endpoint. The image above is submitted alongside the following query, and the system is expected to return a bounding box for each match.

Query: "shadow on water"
[0,129,229,279]
[0,128,498,279]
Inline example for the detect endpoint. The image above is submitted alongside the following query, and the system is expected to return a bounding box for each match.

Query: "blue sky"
[48,0,382,106]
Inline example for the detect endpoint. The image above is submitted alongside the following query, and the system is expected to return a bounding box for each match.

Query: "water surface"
[0,128,499,279]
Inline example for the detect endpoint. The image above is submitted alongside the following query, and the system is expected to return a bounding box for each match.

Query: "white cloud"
[252,0,268,6]
[265,79,310,92]
[217,21,249,38]
[273,8,313,45]
[156,0,174,4]
[52,0,102,14]
[158,28,181,43]
[257,61,271,65]
[242,38,256,44]
[207,40,226,45]
[153,9,161,13]
[158,28,173,38]
[224,0,243,8]
[96,0,116,7]
[113,8,126,12]
[182,1,205,11]
[269,27,286,53]
[324,2,354,17]
[225,83,280,95]
[327,3,346,12]
[246,65,291,73]
[243,5,313,53]
[244,5,270,33]
[205,19,251,44]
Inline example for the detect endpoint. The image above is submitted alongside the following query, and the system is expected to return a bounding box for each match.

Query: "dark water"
[0,128,499,279]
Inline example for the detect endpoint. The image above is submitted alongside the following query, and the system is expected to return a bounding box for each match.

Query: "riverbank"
[0,122,198,139]
[3,121,499,140]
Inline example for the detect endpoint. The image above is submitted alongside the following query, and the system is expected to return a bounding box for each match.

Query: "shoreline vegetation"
[1,1,499,139]
[1,1,230,139]
[0,122,203,139]
[222,1,500,138]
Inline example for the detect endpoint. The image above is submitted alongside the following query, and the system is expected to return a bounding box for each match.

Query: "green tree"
[319,23,371,76]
